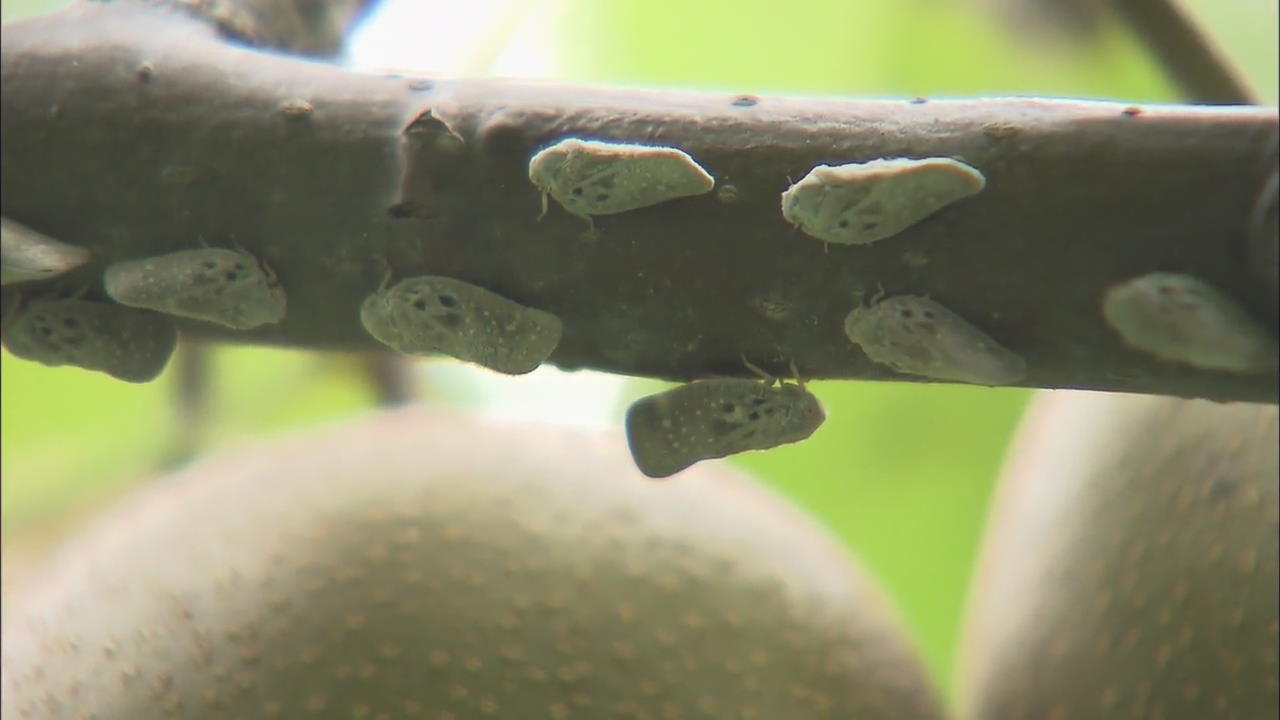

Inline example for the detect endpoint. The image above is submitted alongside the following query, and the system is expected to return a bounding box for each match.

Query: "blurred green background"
[2,0,1275,703]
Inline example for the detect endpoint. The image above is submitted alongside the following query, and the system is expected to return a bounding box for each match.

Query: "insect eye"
[837,219,849,229]
[412,299,428,311]
[571,187,584,196]
[437,294,458,308]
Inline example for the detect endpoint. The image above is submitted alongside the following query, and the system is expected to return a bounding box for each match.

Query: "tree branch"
[1112,0,1260,105]
[2,1,1276,402]
[160,0,380,60]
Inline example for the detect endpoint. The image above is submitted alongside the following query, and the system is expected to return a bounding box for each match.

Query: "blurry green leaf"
[1,346,376,538]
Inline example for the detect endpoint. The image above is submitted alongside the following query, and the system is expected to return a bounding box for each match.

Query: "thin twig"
[361,353,420,406]
[1112,0,1258,104]
[162,341,212,468]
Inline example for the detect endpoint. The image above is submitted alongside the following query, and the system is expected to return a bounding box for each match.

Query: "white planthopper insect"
[781,157,986,246]
[359,275,562,375]
[1101,272,1279,374]
[1,218,92,286]
[103,247,286,330]
[527,138,715,225]
[843,293,1026,385]
[2,296,177,382]
[624,360,826,479]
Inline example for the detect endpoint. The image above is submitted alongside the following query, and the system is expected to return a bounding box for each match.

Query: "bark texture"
[2,1,1277,401]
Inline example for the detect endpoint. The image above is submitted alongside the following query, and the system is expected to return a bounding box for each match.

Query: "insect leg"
[741,355,777,395]
[789,358,807,391]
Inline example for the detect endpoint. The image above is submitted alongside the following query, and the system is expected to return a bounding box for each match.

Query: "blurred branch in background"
[164,0,382,59]
[982,0,1111,42]
[161,341,212,468]
[359,352,420,406]
[1112,0,1259,103]
[982,0,1271,104]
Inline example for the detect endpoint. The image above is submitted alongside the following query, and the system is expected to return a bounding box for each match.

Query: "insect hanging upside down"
[2,295,177,383]
[843,293,1026,386]
[102,246,286,330]
[1101,272,1279,375]
[360,274,563,376]
[625,360,826,479]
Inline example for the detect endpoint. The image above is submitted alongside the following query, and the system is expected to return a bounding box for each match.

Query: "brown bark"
[2,1,1277,402]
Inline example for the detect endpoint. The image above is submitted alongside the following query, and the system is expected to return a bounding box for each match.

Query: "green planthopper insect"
[103,247,286,330]
[528,138,715,224]
[843,293,1025,385]
[781,157,985,246]
[2,296,177,382]
[1102,272,1278,374]
[360,275,562,375]
[625,361,825,479]
[1,218,92,286]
